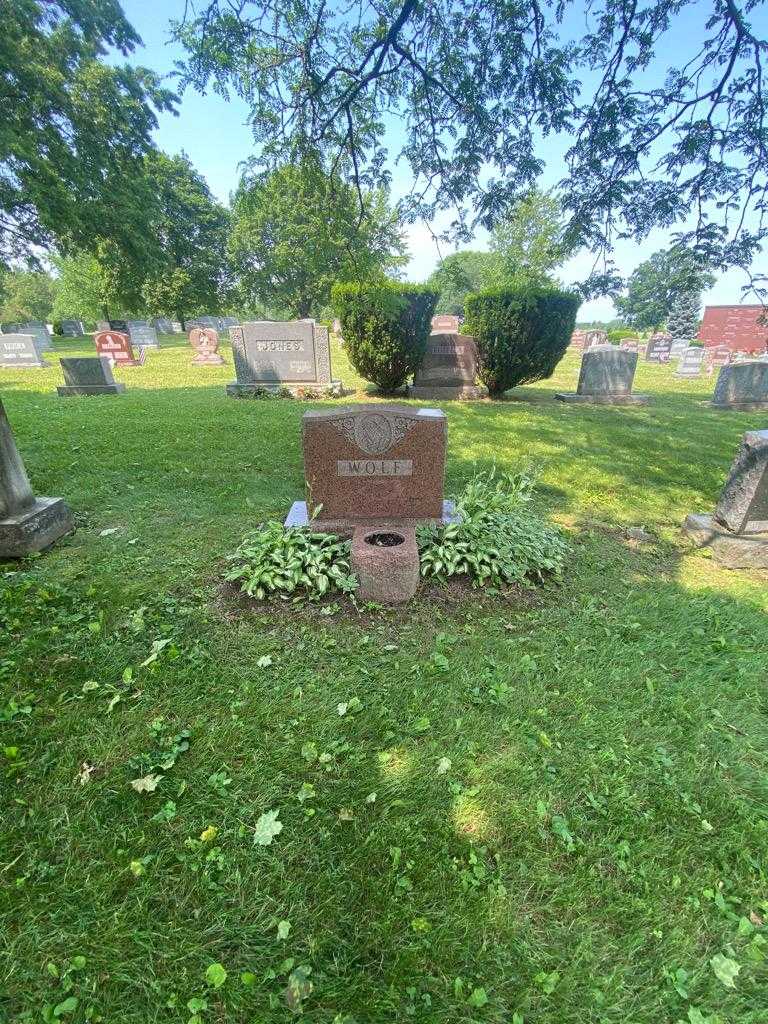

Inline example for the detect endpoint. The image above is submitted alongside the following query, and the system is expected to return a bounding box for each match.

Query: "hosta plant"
[225,522,357,601]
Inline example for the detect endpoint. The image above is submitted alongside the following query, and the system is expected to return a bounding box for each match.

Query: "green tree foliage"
[177,0,767,283]
[616,248,715,331]
[229,157,406,319]
[0,270,57,322]
[426,251,498,316]
[140,153,230,326]
[667,290,702,343]
[332,281,438,392]
[464,286,579,396]
[488,190,573,288]
[51,252,111,323]
[1,1,177,269]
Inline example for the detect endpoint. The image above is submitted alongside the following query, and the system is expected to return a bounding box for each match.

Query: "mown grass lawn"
[1,335,767,1023]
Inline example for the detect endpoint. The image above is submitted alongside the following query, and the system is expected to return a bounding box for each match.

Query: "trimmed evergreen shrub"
[464,285,580,395]
[332,280,438,392]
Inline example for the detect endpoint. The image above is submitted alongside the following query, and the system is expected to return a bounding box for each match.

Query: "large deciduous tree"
[425,251,499,316]
[176,0,768,291]
[1,1,176,268]
[616,248,715,331]
[140,153,231,327]
[0,270,57,323]
[228,156,407,319]
[488,190,574,289]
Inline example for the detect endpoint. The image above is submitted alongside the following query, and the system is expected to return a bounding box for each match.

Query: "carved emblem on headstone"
[332,412,414,455]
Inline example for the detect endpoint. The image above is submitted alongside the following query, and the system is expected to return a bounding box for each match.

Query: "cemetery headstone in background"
[705,345,732,375]
[556,345,649,405]
[570,330,587,350]
[0,334,47,369]
[189,327,225,365]
[219,316,238,333]
[683,429,768,567]
[670,339,689,359]
[57,357,125,396]
[18,322,52,352]
[96,320,110,332]
[431,314,460,333]
[585,329,608,348]
[409,331,486,400]
[674,347,705,378]
[711,360,768,410]
[227,320,341,396]
[152,317,173,334]
[126,321,159,348]
[108,319,129,333]
[94,330,141,366]
[619,338,639,352]
[171,321,183,333]
[645,333,673,362]
[188,315,219,332]
[0,396,74,556]
[60,319,85,337]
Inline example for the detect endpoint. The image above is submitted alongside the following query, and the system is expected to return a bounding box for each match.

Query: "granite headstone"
[556,345,648,405]
[0,334,47,368]
[152,317,173,334]
[645,333,673,363]
[227,320,340,396]
[431,314,461,334]
[18,322,52,352]
[94,330,140,366]
[0,396,74,556]
[408,332,486,400]
[675,347,705,378]
[285,405,454,533]
[712,360,768,410]
[189,326,225,365]
[60,319,85,337]
[683,430,768,567]
[57,357,125,396]
[126,321,159,348]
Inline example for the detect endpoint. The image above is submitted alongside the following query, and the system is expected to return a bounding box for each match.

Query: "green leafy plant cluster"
[225,522,357,600]
[418,469,569,586]
[332,280,438,392]
[464,285,579,395]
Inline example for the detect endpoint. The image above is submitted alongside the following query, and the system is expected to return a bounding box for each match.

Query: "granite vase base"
[711,401,768,411]
[0,498,75,558]
[57,384,125,396]
[284,500,458,538]
[683,513,768,569]
[407,384,488,401]
[555,392,650,406]
[226,381,343,398]
[350,525,420,604]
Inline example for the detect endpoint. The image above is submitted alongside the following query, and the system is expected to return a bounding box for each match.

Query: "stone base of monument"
[284,500,459,537]
[350,526,421,604]
[0,497,75,558]
[226,381,343,398]
[192,354,226,366]
[554,392,650,405]
[407,384,488,401]
[57,383,125,397]
[682,513,768,569]
[711,400,768,412]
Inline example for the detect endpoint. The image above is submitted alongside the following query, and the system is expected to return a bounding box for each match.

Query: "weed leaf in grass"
[710,953,740,988]
[205,962,227,988]
[53,997,78,1017]
[277,920,291,940]
[436,757,452,775]
[284,965,313,1012]
[130,773,163,794]
[467,987,489,1008]
[253,808,283,846]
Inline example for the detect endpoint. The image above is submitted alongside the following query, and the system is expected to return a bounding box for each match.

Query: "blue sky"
[116,0,763,320]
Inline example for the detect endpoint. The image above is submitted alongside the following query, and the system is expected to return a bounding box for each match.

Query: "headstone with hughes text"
[683,430,768,567]
[0,396,74,556]
[712,360,768,410]
[409,332,486,400]
[0,334,47,368]
[674,347,705,378]
[285,405,454,534]
[556,345,649,405]
[227,320,340,396]
[57,357,125,396]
